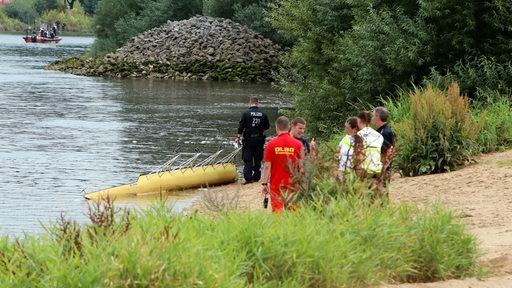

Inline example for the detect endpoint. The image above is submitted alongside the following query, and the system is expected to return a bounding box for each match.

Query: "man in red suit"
[261,116,304,213]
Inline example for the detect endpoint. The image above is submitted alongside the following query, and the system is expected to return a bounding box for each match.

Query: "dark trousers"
[242,136,265,182]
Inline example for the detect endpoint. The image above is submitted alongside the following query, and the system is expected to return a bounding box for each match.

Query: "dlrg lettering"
[274,147,295,155]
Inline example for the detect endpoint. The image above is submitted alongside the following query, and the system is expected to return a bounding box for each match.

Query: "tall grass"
[0,192,482,287]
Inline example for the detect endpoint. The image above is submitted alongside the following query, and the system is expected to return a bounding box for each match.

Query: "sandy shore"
[187,149,512,287]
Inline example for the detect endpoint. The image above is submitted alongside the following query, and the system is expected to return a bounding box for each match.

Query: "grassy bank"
[0,194,482,287]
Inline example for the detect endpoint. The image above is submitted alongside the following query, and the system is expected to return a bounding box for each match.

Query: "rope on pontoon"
[196,149,223,167]
[217,147,242,164]
[175,153,202,170]
[151,155,180,174]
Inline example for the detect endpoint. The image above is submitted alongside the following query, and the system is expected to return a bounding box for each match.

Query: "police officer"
[235,96,270,184]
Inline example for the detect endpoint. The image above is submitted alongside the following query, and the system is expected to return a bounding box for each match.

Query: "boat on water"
[84,149,240,200]
[23,35,62,44]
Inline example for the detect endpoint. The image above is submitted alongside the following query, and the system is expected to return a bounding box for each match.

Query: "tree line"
[3,0,96,23]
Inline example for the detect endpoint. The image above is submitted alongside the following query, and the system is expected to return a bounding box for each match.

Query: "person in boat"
[261,116,304,213]
[290,117,317,158]
[235,96,270,184]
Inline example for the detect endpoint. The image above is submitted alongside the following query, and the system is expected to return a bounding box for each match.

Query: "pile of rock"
[48,16,283,81]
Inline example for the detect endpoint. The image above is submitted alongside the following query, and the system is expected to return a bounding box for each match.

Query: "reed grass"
[0,191,482,287]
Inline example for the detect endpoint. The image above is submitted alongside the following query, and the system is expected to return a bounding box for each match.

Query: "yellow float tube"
[84,162,238,200]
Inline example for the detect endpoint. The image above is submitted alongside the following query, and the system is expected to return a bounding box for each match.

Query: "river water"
[0,34,286,238]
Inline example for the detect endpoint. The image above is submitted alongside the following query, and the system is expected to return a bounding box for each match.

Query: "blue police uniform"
[237,106,270,182]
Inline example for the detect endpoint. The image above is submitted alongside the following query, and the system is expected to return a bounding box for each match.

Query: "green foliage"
[268,0,512,138]
[92,0,142,48]
[424,57,512,100]
[3,0,38,24]
[0,193,482,287]
[0,6,29,32]
[234,1,291,46]
[78,0,97,16]
[33,0,65,15]
[203,0,236,18]
[387,82,485,176]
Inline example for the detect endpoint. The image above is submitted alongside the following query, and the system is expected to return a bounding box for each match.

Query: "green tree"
[268,0,512,137]
[203,0,236,18]
[204,0,288,46]
[34,0,65,14]
[78,0,97,15]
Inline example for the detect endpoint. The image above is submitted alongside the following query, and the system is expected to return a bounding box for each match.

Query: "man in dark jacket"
[235,97,270,183]
[373,106,395,181]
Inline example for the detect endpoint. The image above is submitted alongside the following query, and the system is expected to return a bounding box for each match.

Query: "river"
[0,34,286,238]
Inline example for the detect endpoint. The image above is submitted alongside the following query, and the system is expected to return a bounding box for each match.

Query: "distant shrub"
[391,82,485,176]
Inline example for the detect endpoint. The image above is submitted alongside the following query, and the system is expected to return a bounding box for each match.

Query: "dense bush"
[384,82,485,176]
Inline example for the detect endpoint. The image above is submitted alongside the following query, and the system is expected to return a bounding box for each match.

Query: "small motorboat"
[23,35,62,44]
[84,149,241,200]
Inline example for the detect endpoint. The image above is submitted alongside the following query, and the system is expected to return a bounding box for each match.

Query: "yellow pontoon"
[84,149,239,200]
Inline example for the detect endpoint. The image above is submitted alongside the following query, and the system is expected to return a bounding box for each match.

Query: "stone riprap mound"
[47,16,283,81]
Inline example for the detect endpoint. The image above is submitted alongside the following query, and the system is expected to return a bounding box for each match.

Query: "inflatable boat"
[84,149,239,200]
